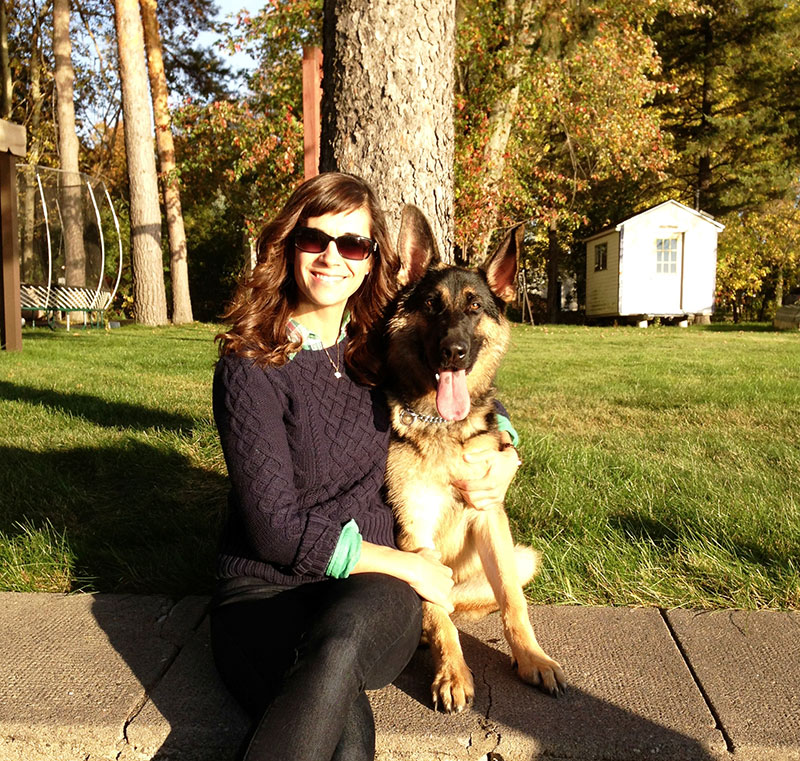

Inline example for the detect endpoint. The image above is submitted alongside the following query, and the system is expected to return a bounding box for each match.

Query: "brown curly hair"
[217,173,399,386]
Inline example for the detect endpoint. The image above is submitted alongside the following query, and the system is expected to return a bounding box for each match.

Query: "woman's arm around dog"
[352,543,455,612]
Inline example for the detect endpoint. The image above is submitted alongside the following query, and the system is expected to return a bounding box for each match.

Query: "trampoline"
[17,164,123,329]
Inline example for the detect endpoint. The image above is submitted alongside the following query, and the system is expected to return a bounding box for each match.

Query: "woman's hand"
[405,548,455,611]
[353,543,454,611]
[451,433,521,511]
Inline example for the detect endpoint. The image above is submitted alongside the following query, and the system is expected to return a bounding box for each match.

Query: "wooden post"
[302,47,322,180]
[0,119,25,351]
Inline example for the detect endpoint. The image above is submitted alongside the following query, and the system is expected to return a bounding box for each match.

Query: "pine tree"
[650,0,797,215]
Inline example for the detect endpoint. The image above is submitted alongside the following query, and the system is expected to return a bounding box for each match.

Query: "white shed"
[584,200,725,320]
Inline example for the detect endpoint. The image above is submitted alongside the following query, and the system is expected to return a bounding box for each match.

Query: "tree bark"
[697,15,713,209]
[21,8,48,282]
[546,217,561,322]
[114,0,168,325]
[320,0,455,258]
[53,0,86,287]
[140,0,193,324]
[471,0,535,262]
[775,267,784,308]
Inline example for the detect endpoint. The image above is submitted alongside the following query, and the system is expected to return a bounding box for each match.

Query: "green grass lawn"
[1,321,798,609]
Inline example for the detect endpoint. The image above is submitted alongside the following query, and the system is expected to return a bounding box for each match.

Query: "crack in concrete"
[659,608,735,754]
[118,597,206,749]
[476,662,502,755]
[481,663,493,722]
[727,610,748,639]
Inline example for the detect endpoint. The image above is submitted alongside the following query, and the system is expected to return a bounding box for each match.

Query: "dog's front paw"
[514,651,567,696]
[431,660,474,713]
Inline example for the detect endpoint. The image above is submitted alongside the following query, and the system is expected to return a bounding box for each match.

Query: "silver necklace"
[323,341,342,379]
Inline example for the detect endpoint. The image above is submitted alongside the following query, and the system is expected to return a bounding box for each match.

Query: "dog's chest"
[386,429,489,552]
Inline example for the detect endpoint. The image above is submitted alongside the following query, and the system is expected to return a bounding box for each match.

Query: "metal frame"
[19,164,124,330]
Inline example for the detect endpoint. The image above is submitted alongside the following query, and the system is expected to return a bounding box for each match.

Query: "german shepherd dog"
[383,206,566,713]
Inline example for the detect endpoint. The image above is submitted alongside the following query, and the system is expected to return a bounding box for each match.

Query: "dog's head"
[386,205,520,421]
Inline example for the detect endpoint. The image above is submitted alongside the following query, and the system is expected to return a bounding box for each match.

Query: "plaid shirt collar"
[286,313,349,356]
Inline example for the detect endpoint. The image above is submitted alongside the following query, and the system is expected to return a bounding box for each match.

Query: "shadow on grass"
[161,335,218,343]
[0,379,197,433]
[0,440,227,595]
[697,322,777,332]
[609,512,796,586]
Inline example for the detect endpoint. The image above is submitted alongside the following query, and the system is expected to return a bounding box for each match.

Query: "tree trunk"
[53,0,86,287]
[471,0,535,262]
[546,217,561,323]
[0,0,11,119]
[697,15,713,209]
[775,267,784,308]
[21,10,47,282]
[114,0,168,325]
[140,0,193,324]
[320,0,455,258]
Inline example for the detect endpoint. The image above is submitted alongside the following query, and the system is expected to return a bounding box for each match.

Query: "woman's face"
[292,206,373,326]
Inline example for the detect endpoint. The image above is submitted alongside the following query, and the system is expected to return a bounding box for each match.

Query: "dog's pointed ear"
[397,205,440,287]
[482,224,522,303]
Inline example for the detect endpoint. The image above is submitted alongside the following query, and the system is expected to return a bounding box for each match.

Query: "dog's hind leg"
[423,601,475,713]
[473,510,566,694]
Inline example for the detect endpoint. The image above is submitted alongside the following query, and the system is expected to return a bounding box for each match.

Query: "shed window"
[656,237,679,274]
[594,242,608,272]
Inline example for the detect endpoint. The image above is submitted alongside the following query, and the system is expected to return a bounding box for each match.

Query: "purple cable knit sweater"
[213,343,397,586]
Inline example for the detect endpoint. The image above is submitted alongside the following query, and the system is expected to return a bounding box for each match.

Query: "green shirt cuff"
[325,519,363,579]
[495,414,520,448]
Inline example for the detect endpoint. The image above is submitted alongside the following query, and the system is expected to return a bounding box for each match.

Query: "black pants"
[210,573,423,761]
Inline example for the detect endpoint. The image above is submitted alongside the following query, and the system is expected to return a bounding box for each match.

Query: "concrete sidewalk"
[0,592,798,761]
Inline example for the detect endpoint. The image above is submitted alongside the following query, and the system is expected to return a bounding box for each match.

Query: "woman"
[211,172,519,761]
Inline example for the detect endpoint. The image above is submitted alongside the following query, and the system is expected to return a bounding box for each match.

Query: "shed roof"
[583,199,725,243]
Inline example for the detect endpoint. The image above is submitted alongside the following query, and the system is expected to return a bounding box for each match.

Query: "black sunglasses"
[293,226,377,261]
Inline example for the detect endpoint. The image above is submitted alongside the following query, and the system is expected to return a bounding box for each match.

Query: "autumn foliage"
[5,0,799,321]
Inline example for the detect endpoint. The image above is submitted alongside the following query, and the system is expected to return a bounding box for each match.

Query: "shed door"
[650,234,683,314]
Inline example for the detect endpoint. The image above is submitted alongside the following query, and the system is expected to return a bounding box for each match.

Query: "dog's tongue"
[436,369,470,421]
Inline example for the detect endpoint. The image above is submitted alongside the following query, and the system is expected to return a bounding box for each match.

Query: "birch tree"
[115,0,168,325]
[140,0,193,323]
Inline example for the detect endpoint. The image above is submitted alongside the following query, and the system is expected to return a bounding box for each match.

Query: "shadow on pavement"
[392,627,723,761]
[91,595,248,761]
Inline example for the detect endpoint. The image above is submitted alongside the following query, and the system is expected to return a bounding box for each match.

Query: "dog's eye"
[425,297,437,311]
[468,300,482,313]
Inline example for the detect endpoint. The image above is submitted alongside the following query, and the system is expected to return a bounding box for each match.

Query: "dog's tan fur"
[384,206,566,713]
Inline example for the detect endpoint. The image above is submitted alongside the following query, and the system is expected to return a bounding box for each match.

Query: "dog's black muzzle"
[440,334,468,367]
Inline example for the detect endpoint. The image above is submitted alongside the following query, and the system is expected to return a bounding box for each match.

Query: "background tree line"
[3,0,799,323]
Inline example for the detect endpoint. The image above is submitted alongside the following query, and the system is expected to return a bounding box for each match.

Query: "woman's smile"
[310,271,347,283]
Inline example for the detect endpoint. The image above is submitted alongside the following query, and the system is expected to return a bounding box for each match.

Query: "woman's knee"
[302,574,422,684]
[339,573,422,640]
